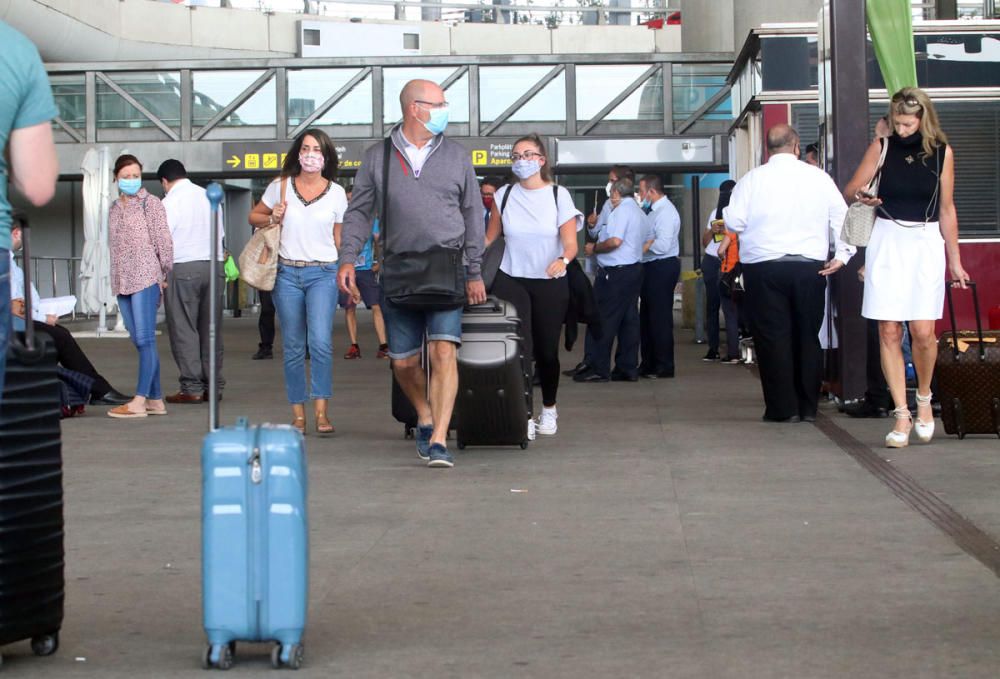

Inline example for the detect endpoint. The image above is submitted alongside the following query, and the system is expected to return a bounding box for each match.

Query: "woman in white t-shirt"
[700,179,740,363]
[249,129,348,436]
[485,134,582,437]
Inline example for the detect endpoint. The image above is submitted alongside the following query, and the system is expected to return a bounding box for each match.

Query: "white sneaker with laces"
[526,418,537,441]
[536,408,558,436]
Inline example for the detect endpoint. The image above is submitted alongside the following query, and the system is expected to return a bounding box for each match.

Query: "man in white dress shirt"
[723,125,854,423]
[638,174,682,379]
[157,159,225,404]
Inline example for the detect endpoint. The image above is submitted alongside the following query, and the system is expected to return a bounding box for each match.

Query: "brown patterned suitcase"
[936,282,1000,439]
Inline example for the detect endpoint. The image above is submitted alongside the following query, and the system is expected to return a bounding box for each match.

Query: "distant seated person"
[9,214,130,406]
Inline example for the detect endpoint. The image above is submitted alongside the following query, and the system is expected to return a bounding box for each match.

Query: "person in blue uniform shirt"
[575,176,647,383]
[566,164,635,378]
[638,174,681,379]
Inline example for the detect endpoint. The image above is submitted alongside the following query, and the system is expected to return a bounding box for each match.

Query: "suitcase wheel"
[520,441,528,450]
[271,643,304,670]
[404,425,414,439]
[31,633,59,657]
[457,441,466,450]
[203,642,233,670]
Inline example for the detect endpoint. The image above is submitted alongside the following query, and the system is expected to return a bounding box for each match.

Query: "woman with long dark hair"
[701,179,740,363]
[249,128,347,435]
[846,87,970,448]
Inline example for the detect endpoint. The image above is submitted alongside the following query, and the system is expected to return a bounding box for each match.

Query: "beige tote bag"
[239,178,286,291]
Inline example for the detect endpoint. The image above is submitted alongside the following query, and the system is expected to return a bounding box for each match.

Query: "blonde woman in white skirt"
[846,87,970,449]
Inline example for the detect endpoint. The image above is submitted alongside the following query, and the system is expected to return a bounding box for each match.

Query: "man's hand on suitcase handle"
[337,263,357,295]
[467,279,487,306]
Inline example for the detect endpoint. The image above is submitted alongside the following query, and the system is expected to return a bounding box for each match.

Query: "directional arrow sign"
[226,155,241,169]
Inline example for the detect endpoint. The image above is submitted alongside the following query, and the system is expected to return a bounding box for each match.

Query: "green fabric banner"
[866,0,919,95]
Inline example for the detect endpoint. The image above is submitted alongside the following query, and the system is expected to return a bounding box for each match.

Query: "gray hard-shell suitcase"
[455,297,532,450]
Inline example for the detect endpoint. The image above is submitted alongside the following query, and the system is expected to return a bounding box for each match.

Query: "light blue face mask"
[641,198,653,213]
[511,159,541,180]
[423,106,449,135]
[118,178,142,196]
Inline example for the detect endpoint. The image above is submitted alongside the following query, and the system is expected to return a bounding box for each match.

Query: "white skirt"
[862,217,945,321]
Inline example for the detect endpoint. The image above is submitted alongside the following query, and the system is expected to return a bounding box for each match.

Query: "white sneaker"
[536,408,558,436]
[526,418,537,441]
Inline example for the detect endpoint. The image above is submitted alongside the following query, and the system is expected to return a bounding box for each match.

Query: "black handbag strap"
[380,136,392,255]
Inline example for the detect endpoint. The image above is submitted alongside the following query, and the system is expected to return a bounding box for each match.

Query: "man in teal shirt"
[0,20,59,400]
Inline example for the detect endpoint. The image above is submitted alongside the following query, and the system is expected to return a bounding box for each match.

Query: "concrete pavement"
[4,315,999,678]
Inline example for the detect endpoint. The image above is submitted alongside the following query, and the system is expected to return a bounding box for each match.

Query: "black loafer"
[90,389,132,406]
[762,414,801,423]
[562,362,589,377]
[611,372,638,382]
[842,399,889,419]
[252,347,273,360]
[573,370,609,383]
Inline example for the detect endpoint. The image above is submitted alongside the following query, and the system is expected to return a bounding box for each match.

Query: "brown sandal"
[291,416,306,434]
[315,413,335,436]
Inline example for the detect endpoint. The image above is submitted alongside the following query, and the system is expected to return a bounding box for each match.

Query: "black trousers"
[742,260,826,420]
[258,289,276,349]
[592,263,643,379]
[639,256,680,376]
[33,321,113,397]
[492,271,569,407]
[865,318,891,408]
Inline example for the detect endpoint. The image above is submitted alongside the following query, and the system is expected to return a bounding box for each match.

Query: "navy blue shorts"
[338,269,381,309]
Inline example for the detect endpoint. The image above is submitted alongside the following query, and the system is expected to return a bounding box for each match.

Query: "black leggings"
[492,271,569,409]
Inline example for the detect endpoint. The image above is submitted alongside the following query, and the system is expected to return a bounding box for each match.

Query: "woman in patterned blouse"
[106,154,174,419]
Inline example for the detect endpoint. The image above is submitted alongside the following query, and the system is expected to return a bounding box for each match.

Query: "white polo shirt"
[161,178,224,264]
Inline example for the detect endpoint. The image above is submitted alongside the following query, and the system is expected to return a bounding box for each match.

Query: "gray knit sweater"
[340,125,484,280]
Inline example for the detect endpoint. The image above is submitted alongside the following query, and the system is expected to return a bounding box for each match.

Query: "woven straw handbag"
[842,139,889,247]
[239,178,285,291]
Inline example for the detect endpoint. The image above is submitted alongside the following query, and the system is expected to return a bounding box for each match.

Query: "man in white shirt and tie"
[723,124,854,423]
[157,159,226,404]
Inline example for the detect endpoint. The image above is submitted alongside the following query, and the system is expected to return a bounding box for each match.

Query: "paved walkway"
[6,315,1000,678]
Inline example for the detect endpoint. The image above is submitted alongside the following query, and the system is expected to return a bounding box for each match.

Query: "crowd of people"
[0,26,969,460]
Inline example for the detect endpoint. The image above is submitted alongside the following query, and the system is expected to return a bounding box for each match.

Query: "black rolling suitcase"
[455,297,531,450]
[0,221,64,669]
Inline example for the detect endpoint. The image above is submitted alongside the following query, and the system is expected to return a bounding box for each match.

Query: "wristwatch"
[560,256,571,265]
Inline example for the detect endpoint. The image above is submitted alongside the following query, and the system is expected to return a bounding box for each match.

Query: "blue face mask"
[511,159,541,180]
[641,198,652,214]
[422,106,449,135]
[118,178,142,196]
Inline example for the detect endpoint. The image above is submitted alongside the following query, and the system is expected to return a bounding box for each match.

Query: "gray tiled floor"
[6,314,999,678]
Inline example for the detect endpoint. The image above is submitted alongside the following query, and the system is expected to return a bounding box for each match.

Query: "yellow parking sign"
[471,150,487,165]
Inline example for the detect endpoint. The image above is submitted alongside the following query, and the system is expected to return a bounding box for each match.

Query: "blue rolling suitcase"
[201,419,308,670]
[200,184,309,671]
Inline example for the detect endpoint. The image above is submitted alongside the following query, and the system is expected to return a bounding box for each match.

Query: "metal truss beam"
[95,72,180,141]
[482,65,564,136]
[578,64,660,136]
[193,68,276,141]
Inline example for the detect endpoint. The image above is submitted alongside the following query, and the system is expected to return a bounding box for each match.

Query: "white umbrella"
[78,147,103,314]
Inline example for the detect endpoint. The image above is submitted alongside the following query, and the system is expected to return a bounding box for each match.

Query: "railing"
[20,256,83,320]
[47,54,733,146]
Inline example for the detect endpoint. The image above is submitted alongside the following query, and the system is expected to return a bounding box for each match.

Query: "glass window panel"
[96,71,181,130]
[760,37,818,91]
[672,64,732,121]
[287,68,372,127]
[575,65,659,121]
[49,75,85,130]
[382,67,470,124]
[866,33,1000,90]
[193,70,276,127]
[479,66,565,123]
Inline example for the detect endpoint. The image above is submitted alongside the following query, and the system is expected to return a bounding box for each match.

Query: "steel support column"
[828,0,869,401]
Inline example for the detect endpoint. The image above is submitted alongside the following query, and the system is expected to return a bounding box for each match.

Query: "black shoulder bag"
[379,137,467,311]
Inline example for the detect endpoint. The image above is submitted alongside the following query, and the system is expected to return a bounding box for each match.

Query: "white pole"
[97,146,111,334]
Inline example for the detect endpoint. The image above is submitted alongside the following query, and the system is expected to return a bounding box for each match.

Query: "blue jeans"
[0,248,9,401]
[379,294,463,360]
[118,282,163,400]
[272,263,338,403]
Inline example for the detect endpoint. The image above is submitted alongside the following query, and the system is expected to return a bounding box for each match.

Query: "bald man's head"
[766,124,800,154]
[400,79,443,118]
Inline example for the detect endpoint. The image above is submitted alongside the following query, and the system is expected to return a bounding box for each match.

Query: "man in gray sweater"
[339,79,486,469]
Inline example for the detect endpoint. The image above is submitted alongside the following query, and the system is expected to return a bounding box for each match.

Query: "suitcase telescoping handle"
[207,183,224,432]
[945,280,985,362]
[13,214,36,353]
